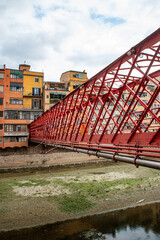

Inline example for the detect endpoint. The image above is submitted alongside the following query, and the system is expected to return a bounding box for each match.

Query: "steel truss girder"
[30,28,160,165]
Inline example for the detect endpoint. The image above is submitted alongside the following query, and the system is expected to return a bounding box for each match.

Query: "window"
[10,70,23,79]
[5,111,19,119]
[4,124,27,132]
[137,112,142,117]
[50,84,55,89]
[137,92,147,97]
[32,87,41,96]
[17,125,21,131]
[5,125,13,131]
[35,78,39,83]
[0,137,2,143]
[22,112,30,120]
[10,99,23,104]
[0,124,3,130]
[21,125,27,131]
[4,137,17,142]
[10,82,23,91]
[5,111,30,120]
[46,95,49,98]
[19,137,27,142]
[10,74,17,78]
[4,136,27,142]
[50,93,66,103]
[10,137,17,142]
[0,98,3,105]
[142,92,147,97]
[0,73,4,79]
[0,111,3,117]
[147,85,155,92]
[4,137,10,142]
[0,85,4,92]
[73,84,80,89]
[32,99,41,109]
[73,73,84,79]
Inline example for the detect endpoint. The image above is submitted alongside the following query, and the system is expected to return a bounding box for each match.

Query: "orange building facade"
[0,66,5,148]
[0,64,43,149]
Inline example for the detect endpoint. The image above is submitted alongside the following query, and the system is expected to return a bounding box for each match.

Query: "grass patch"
[55,194,93,213]
[151,170,160,175]
[0,181,14,202]
[53,179,65,185]
[61,178,145,199]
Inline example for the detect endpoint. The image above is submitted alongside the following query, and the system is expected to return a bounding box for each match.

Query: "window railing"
[23,91,42,97]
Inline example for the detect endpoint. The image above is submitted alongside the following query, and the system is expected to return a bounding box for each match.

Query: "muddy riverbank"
[0,152,160,232]
[0,152,114,170]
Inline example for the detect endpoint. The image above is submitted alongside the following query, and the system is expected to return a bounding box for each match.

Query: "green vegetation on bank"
[62,178,144,197]
[54,194,93,213]
[0,166,159,215]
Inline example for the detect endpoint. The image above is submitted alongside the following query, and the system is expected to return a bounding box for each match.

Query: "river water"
[0,202,160,240]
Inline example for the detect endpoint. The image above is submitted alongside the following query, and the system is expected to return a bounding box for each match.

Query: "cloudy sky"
[0,0,160,81]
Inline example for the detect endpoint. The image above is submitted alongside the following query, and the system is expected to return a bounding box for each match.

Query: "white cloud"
[0,0,160,81]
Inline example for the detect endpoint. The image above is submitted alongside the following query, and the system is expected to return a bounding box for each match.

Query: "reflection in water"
[105,227,159,240]
[0,202,160,240]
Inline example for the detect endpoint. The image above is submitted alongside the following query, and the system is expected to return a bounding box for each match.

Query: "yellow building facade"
[20,65,44,110]
[19,64,44,121]
[60,70,87,92]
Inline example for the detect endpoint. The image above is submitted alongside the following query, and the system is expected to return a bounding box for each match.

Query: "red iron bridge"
[30,28,160,170]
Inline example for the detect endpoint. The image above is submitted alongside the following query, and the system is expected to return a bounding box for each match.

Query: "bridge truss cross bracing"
[30,28,160,169]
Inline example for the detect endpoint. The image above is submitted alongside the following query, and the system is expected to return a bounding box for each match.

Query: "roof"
[44,81,65,84]
[61,70,87,75]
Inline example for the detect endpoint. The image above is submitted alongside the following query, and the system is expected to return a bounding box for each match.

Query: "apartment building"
[0,66,4,148]
[0,64,43,149]
[20,64,43,120]
[43,70,87,112]
[60,70,87,92]
[43,82,69,112]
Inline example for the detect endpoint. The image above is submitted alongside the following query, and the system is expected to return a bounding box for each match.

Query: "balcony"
[47,87,69,91]
[4,110,43,120]
[4,132,29,137]
[23,91,42,97]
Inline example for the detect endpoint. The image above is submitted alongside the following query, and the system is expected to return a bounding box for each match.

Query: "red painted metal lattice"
[30,29,160,162]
